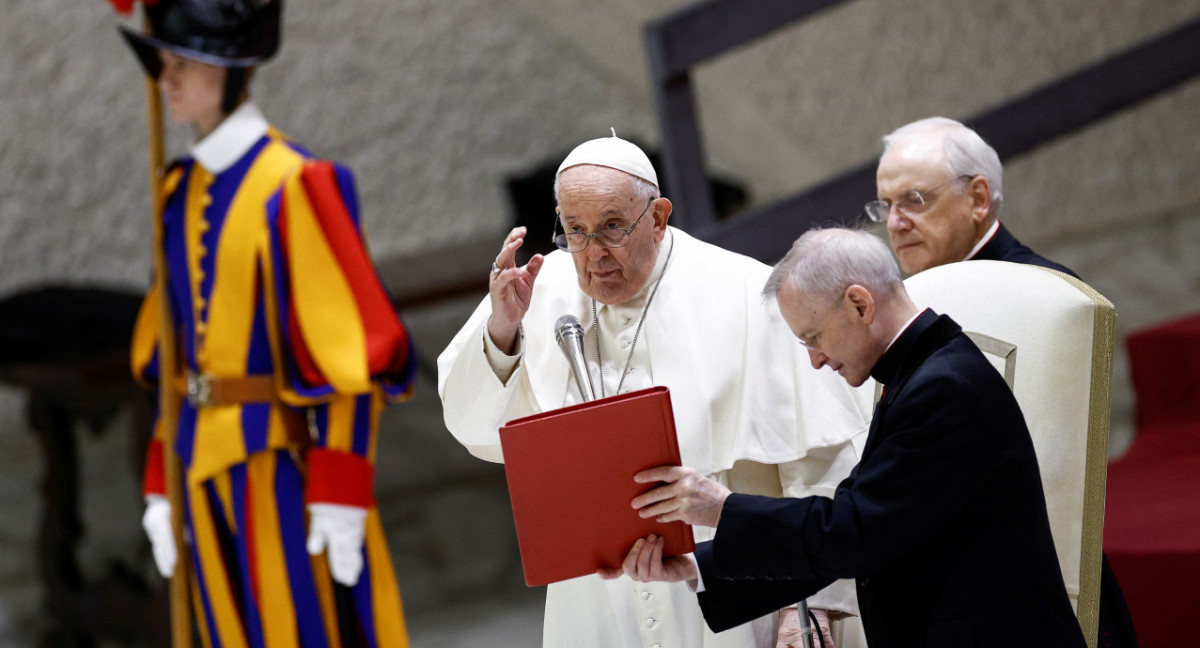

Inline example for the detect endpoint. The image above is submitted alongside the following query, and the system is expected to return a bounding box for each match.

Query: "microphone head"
[554,314,583,345]
[554,313,595,401]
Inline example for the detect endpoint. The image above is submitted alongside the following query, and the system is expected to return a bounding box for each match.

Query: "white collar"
[884,309,924,353]
[964,220,1001,261]
[190,102,270,174]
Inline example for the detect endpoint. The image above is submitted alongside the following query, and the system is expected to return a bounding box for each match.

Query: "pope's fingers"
[628,535,663,582]
[633,535,656,580]
[490,253,544,291]
[597,566,624,580]
[494,227,528,270]
[525,253,544,279]
[631,539,647,581]
[501,226,527,249]
[621,537,647,579]
[646,534,665,579]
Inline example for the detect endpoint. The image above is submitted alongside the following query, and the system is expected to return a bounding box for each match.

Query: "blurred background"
[1,0,1198,645]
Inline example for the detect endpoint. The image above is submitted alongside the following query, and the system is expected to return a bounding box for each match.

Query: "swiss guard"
[111,0,417,645]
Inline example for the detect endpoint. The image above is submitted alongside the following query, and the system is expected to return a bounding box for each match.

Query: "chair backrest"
[903,260,1114,648]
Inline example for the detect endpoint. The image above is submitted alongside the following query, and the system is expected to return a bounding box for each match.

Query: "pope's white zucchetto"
[556,130,659,189]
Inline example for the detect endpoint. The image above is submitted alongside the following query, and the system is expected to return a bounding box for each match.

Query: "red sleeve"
[304,447,376,507]
[142,438,165,497]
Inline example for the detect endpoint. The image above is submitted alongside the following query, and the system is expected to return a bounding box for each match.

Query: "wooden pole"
[141,14,192,647]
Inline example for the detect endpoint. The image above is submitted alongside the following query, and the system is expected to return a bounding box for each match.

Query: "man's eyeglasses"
[864,175,975,223]
[552,197,655,253]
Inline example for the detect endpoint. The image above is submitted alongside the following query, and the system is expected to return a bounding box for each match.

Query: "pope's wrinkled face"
[556,166,669,305]
[157,50,226,136]
[877,142,979,274]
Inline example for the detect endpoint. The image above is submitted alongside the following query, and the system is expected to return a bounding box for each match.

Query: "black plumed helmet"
[119,0,282,79]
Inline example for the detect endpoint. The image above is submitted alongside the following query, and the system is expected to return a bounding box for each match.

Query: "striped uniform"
[132,103,415,648]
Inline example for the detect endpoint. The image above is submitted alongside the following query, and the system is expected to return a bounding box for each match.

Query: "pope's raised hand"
[487,227,544,354]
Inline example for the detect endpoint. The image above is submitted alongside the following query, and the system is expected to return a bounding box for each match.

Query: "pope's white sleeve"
[437,301,540,463]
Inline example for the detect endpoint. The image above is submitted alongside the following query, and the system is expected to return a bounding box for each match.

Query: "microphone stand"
[797,599,817,648]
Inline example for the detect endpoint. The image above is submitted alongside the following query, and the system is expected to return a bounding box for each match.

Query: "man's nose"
[886,206,912,234]
[807,348,826,370]
[586,239,609,260]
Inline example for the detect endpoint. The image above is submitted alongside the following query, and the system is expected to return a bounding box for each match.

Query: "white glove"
[142,494,177,578]
[306,503,368,586]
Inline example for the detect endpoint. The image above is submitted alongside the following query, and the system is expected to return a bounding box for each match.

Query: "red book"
[499,386,695,586]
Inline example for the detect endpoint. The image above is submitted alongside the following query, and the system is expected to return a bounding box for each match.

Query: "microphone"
[554,314,596,402]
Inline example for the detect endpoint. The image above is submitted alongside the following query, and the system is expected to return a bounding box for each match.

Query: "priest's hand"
[631,465,731,528]
[487,226,544,354]
[598,535,698,584]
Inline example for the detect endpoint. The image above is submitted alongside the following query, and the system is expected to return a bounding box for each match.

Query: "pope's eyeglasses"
[552,197,655,253]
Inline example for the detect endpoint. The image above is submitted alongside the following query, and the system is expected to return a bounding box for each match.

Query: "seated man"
[607,227,1087,648]
[868,116,1075,277]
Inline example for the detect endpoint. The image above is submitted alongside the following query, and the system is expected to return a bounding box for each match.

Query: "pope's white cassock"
[438,226,872,648]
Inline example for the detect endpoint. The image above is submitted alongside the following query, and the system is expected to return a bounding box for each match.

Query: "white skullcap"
[556,129,658,188]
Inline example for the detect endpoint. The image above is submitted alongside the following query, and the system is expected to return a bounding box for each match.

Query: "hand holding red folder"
[599,465,732,582]
[598,534,700,583]
[499,386,695,586]
[630,465,732,528]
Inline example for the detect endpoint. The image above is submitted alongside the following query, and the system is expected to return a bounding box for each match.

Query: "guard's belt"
[177,373,276,407]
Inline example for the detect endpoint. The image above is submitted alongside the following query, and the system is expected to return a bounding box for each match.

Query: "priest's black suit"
[972,222,1078,278]
[694,310,1086,648]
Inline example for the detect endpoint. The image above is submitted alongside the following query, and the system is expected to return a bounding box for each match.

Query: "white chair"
[903,260,1114,648]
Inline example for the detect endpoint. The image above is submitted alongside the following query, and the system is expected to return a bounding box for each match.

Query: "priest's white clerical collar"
[191,101,269,174]
[964,220,1001,261]
[884,309,924,353]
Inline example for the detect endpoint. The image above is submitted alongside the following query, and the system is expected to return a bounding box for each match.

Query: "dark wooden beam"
[694,164,876,262]
[645,0,853,231]
[644,66,714,230]
[647,0,854,79]
[967,15,1200,160]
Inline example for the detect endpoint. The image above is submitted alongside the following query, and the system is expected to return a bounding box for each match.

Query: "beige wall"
[1,0,1197,643]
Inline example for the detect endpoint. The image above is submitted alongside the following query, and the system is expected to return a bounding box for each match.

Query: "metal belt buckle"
[186,372,213,407]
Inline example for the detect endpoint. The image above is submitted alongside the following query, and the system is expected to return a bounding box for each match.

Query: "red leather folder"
[499,386,695,587]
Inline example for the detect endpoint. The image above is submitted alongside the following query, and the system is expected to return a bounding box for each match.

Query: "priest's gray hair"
[553,165,660,207]
[763,228,902,304]
[882,116,1004,216]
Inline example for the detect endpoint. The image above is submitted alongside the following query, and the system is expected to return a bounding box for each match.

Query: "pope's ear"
[653,197,672,228]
